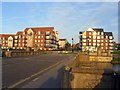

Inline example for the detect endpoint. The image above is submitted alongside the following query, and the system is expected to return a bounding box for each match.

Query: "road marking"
[7,60,64,88]
[32,78,39,81]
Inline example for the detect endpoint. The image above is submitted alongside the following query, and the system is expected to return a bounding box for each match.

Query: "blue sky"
[2,2,118,43]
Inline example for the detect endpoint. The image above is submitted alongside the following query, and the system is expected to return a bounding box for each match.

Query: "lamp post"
[72,38,73,52]
[87,37,90,54]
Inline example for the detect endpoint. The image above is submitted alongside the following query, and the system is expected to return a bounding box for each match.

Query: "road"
[2,54,76,88]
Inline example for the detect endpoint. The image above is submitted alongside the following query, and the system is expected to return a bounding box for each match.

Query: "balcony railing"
[45,33,51,36]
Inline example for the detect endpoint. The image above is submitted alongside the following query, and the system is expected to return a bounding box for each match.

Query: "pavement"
[2,54,76,88]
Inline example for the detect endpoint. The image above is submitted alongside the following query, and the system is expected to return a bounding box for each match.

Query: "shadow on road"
[38,67,64,88]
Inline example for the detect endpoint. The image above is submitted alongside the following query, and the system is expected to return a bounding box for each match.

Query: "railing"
[4,51,44,57]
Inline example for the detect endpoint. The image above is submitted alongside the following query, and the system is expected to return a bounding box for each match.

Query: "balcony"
[45,33,51,36]
[44,45,53,48]
[45,41,52,44]
[45,37,51,40]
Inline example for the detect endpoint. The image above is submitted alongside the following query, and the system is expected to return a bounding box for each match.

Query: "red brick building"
[79,28,114,52]
[0,27,59,51]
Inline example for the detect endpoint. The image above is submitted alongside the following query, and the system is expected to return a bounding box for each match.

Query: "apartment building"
[0,27,59,51]
[79,28,114,52]
[58,39,68,48]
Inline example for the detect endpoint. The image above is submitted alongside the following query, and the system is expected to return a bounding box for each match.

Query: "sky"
[1,2,118,43]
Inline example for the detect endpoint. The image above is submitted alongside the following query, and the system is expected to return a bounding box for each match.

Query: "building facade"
[58,39,68,48]
[79,28,114,52]
[0,27,59,51]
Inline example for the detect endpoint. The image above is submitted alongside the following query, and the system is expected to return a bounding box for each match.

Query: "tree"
[65,42,71,51]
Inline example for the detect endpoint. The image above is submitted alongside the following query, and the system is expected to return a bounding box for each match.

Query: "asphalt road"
[2,54,76,88]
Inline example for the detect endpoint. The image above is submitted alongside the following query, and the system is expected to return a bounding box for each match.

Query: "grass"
[111,52,120,54]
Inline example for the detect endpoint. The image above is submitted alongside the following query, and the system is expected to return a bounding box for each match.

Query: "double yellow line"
[7,60,63,88]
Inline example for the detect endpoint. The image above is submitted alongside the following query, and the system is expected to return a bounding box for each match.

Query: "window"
[83,43,86,45]
[35,36,37,38]
[101,40,103,42]
[41,36,43,38]
[83,40,86,42]
[15,36,18,39]
[93,36,96,39]
[101,36,104,39]
[35,40,37,42]
[101,43,104,45]
[89,32,91,35]
[3,37,5,40]
[101,32,103,35]
[93,43,96,46]
[97,40,100,42]
[38,40,40,42]
[46,31,50,35]
[98,32,100,35]
[106,36,108,39]
[19,40,21,42]
[89,43,91,45]
[41,44,43,46]
[83,36,86,38]
[89,40,91,42]
[106,43,108,46]
[106,47,108,49]
[97,36,100,39]
[89,36,91,38]
[101,47,104,49]
[3,41,5,43]
[38,31,41,35]
[93,32,96,35]
[97,43,100,46]
[38,36,40,38]
[19,35,21,38]
[93,40,96,42]
[41,40,43,42]
[106,40,107,42]
[40,48,42,50]
[109,36,113,39]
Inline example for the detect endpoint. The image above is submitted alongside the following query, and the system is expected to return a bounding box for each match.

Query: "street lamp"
[72,38,73,52]
[86,37,90,54]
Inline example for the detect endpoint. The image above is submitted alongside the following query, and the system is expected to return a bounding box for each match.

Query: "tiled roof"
[16,31,23,35]
[92,28,104,32]
[24,27,54,32]
[104,32,113,36]
[0,34,16,38]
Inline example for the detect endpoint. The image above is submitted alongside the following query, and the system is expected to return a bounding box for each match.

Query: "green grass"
[111,52,120,54]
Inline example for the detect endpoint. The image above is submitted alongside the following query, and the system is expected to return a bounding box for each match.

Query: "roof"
[104,32,113,36]
[59,39,67,41]
[0,34,16,37]
[24,27,54,32]
[0,34,16,38]
[92,28,104,32]
[16,31,23,35]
